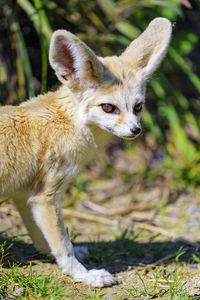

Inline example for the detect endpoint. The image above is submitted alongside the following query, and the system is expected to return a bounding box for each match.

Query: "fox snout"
[123,125,142,140]
[130,126,141,136]
[117,114,142,140]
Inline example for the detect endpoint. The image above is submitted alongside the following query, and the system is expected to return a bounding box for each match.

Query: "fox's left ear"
[120,18,172,78]
[49,30,104,87]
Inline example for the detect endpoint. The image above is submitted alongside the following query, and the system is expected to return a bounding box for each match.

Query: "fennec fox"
[0,18,172,287]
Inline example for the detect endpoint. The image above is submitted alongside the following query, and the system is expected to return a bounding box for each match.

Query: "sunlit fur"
[0,18,172,287]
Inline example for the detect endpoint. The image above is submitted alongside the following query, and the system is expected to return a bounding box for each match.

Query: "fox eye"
[101,103,120,114]
[134,103,143,113]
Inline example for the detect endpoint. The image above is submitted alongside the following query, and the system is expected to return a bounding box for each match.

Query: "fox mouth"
[104,127,139,140]
[122,134,140,140]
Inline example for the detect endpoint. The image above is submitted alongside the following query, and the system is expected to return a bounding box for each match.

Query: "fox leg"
[13,196,50,255]
[28,193,116,287]
[13,196,88,260]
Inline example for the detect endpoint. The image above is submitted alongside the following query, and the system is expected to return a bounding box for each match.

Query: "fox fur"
[0,18,172,287]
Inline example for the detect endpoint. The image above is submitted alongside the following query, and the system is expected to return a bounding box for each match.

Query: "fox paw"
[74,269,117,287]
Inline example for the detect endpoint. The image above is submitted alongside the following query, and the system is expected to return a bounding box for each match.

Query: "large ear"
[120,18,172,78]
[49,30,104,87]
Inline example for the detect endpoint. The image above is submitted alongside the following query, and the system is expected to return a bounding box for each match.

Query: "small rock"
[12,286,25,297]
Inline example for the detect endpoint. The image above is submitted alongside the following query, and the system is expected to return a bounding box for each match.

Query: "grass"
[81,290,106,300]
[1,242,198,299]
[126,248,193,300]
[1,213,200,300]
[0,263,69,299]
[126,266,191,299]
[0,242,69,299]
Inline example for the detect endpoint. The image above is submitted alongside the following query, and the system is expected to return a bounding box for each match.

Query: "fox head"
[49,18,172,140]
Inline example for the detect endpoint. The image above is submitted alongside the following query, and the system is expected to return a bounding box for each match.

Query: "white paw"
[74,269,117,287]
[74,245,89,261]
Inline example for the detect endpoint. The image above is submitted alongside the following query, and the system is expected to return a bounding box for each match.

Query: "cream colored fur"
[0,18,172,287]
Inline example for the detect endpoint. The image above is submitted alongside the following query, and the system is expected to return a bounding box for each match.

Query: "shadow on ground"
[1,235,199,273]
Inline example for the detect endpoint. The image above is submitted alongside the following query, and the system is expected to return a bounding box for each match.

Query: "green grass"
[1,223,200,300]
[0,264,69,299]
[126,266,191,300]
[81,290,106,300]
[0,242,69,299]
[126,248,194,300]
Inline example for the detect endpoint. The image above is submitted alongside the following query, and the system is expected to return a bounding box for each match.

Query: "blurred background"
[0,0,200,190]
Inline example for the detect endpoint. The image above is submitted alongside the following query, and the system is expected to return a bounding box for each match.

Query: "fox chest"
[40,138,96,193]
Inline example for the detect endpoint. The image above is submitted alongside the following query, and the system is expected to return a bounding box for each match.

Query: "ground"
[0,141,200,300]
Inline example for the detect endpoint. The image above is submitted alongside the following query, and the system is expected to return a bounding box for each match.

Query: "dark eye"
[134,103,143,113]
[101,103,120,114]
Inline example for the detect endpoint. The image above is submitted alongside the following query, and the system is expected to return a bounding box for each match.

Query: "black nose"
[130,126,141,135]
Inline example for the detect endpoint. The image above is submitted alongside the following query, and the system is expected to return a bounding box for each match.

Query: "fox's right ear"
[120,18,172,79]
[49,30,103,87]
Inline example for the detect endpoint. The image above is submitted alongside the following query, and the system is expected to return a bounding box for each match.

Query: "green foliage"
[0,263,68,299]
[126,265,190,299]
[0,241,13,266]
[0,0,199,187]
[81,290,106,300]
[0,242,68,299]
